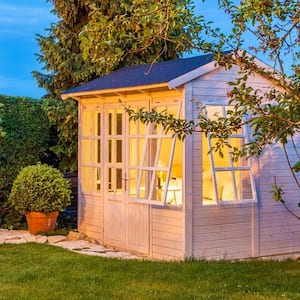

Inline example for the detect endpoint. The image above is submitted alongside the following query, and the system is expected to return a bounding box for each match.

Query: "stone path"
[0,229,140,259]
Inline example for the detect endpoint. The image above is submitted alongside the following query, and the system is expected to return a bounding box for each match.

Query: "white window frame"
[80,107,103,194]
[135,101,182,206]
[203,102,257,205]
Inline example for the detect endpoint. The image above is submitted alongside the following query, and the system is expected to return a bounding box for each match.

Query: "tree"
[33,0,195,171]
[80,1,299,214]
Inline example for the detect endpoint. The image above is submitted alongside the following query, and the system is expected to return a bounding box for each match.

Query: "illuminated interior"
[202,104,255,205]
[80,101,183,206]
[129,102,183,205]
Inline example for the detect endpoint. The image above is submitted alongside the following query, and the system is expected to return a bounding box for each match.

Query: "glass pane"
[158,138,172,167]
[206,105,224,120]
[81,167,91,193]
[235,170,254,200]
[107,168,123,194]
[92,139,101,164]
[137,170,152,200]
[166,177,182,205]
[202,168,217,204]
[116,168,122,190]
[211,138,231,168]
[143,138,158,167]
[108,168,112,191]
[81,139,91,164]
[96,112,101,136]
[129,139,136,166]
[172,140,182,179]
[129,120,137,135]
[82,111,91,136]
[92,167,101,193]
[116,113,122,135]
[108,112,112,135]
[129,169,137,197]
[217,171,234,201]
[139,120,146,135]
[108,140,112,163]
[229,137,248,167]
[116,140,122,163]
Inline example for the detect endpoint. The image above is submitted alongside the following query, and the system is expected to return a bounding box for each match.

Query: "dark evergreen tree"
[33,0,193,171]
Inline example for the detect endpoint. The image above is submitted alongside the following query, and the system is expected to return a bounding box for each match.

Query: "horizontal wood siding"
[190,66,300,260]
[256,137,300,257]
[151,207,184,260]
[78,193,103,242]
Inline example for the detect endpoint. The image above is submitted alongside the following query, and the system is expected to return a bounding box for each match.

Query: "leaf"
[292,161,300,173]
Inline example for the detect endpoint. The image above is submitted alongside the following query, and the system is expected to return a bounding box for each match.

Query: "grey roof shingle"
[62,54,216,95]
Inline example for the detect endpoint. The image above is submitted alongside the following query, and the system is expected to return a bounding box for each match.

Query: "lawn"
[0,243,299,300]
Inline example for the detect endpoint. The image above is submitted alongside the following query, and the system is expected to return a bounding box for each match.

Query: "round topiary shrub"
[9,164,71,214]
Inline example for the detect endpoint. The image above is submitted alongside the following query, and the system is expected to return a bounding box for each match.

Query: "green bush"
[9,164,71,214]
[0,95,50,204]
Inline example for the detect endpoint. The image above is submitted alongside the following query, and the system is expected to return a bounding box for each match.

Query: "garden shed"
[62,54,300,260]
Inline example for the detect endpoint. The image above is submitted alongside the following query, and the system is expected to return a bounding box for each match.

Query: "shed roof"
[62,53,216,97]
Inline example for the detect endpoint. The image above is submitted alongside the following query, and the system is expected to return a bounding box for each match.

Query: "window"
[129,101,183,206]
[202,104,257,205]
[81,109,102,193]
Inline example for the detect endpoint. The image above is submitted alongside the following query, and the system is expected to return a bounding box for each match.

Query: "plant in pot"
[9,164,71,234]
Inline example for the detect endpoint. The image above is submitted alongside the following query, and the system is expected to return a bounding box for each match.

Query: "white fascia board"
[168,61,217,89]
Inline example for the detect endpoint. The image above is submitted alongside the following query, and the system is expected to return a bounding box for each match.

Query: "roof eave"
[61,82,170,101]
[167,61,217,89]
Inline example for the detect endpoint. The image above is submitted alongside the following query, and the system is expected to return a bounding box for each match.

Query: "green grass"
[0,243,299,300]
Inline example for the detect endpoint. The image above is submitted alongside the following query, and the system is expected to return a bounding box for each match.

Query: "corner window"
[202,104,257,205]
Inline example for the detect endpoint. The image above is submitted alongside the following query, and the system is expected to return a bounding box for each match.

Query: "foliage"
[80,0,200,71]
[33,1,188,172]
[9,164,71,214]
[44,98,78,172]
[114,1,299,215]
[1,243,300,299]
[0,95,50,205]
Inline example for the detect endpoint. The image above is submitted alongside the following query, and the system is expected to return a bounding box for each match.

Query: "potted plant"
[9,164,71,234]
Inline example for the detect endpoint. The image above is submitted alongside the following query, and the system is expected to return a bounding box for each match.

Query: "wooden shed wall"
[189,66,300,259]
[256,139,300,257]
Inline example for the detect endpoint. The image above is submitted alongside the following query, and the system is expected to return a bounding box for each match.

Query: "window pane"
[202,168,217,204]
[158,138,172,166]
[116,168,122,190]
[129,139,137,165]
[116,140,122,163]
[108,168,112,191]
[107,168,122,194]
[235,170,254,200]
[211,138,231,168]
[92,139,101,164]
[129,120,137,135]
[108,112,112,135]
[92,167,101,193]
[166,178,182,205]
[82,111,91,136]
[116,113,122,135]
[81,167,91,193]
[143,138,158,167]
[217,171,234,201]
[129,169,137,197]
[206,105,223,120]
[81,139,91,164]
[108,140,112,163]
[94,112,101,136]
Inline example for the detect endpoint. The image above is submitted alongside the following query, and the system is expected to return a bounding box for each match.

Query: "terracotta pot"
[25,211,59,234]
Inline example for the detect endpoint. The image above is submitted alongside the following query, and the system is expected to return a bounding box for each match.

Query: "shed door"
[103,102,150,254]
